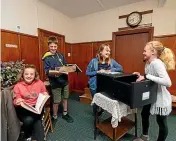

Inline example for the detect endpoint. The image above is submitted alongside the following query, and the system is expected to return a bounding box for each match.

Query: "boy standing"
[42,36,73,123]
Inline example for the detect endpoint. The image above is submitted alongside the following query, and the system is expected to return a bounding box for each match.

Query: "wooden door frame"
[38,28,65,80]
[112,27,154,58]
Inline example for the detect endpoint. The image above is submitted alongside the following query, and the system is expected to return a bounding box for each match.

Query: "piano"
[96,72,158,108]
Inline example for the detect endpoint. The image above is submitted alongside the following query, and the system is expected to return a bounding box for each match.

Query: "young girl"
[13,64,48,141]
[86,44,123,114]
[134,41,175,141]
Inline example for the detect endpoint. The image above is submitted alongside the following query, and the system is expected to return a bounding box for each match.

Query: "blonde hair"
[20,64,39,81]
[96,44,111,65]
[146,41,175,70]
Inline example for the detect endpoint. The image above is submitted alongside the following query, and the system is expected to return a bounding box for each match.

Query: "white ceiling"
[39,0,146,18]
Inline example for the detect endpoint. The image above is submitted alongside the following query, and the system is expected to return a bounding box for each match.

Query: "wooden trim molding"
[1,29,38,38]
[71,40,112,44]
[113,27,154,36]
[71,89,84,94]
[118,23,152,31]
[119,10,153,19]
[154,34,176,38]
[38,28,65,38]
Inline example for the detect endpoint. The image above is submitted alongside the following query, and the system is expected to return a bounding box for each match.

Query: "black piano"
[96,72,158,108]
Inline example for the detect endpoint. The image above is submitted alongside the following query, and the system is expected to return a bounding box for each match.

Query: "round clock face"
[126,12,142,27]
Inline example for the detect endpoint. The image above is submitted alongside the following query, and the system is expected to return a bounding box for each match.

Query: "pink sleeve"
[13,84,22,106]
[39,80,47,93]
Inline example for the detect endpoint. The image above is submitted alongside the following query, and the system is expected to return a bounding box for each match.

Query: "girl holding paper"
[13,64,48,141]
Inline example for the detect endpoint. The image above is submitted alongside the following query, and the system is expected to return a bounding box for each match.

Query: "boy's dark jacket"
[42,51,68,87]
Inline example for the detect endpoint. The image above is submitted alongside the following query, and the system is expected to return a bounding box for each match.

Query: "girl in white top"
[134,41,175,141]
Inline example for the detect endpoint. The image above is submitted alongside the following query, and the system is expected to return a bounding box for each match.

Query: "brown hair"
[48,36,58,46]
[96,44,111,65]
[20,64,39,81]
[146,41,175,70]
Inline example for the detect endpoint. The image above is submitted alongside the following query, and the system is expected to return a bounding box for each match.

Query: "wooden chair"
[42,107,54,137]
[42,81,54,137]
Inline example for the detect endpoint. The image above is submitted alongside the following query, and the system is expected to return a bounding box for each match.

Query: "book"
[55,64,82,74]
[66,64,82,72]
[20,93,50,114]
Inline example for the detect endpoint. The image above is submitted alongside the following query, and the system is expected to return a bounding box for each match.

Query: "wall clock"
[126,11,142,27]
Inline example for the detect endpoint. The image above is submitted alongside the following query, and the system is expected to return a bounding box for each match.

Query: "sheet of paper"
[35,93,46,112]
[98,72,121,74]
[142,91,150,100]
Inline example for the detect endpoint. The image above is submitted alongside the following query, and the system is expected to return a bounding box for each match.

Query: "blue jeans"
[90,89,96,98]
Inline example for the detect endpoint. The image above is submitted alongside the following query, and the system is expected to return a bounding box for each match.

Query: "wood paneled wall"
[154,34,176,95]
[1,29,40,72]
[20,34,39,72]
[1,30,21,61]
[2,29,176,94]
[65,43,72,63]
[68,41,112,93]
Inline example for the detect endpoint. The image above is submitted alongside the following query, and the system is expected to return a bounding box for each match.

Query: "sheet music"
[66,64,82,72]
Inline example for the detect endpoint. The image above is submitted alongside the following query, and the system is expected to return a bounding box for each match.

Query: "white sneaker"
[25,137,32,141]
[133,135,149,141]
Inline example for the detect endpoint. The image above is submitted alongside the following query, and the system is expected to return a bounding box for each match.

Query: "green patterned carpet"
[46,94,176,141]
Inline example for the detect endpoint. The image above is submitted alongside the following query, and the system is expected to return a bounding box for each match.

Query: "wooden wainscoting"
[69,40,112,93]
[154,34,176,95]
[65,42,72,63]
[20,34,40,72]
[2,28,175,95]
[71,42,93,92]
[1,29,40,73]
[1,29,21,61]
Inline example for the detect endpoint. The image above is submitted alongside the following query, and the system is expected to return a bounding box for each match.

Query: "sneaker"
[25,137,32,141]
[62,114,74,123]
[133,135,149,141]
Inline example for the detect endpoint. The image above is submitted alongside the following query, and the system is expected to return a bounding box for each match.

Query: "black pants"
[90,89,97,115]
[16,107,44,141]
[141,104,168,141]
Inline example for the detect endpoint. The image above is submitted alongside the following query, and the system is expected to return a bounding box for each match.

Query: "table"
[92,93,137,141]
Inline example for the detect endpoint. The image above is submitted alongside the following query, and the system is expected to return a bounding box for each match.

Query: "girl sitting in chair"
[13,64,48,141]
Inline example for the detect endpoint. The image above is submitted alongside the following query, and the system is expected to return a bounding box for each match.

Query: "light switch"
[68,53,71,57]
